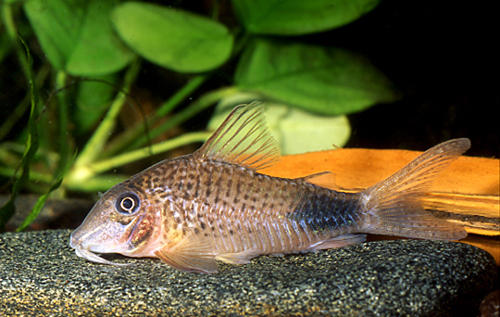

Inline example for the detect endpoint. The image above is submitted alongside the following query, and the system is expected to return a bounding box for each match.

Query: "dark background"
[180,0,499,157]
[334,0,498,157]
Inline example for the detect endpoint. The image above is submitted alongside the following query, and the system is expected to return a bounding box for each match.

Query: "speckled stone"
[0,230,497,316]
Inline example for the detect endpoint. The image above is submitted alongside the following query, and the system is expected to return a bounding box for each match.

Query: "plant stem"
[0,97,29,140]
[0,166,52,184]
[0,63,50,140]
[0,146,21,167]
[232,29,250,58]
[65,174,129,192]
[1,3,31,81]
[128,86,238,150]
[0,27,40,229]
[64,131,208,191]
[103,74,208,157]
[211,0,220,20]
[156,75,208,117]
[55,70,70,178]
[72,60,140,168]
[91,131,210,175]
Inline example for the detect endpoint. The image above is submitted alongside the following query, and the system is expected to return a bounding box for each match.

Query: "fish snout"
[69,226,96,251]
[69,229,83,250]
[69,228,129,266]
[69,226,112,254]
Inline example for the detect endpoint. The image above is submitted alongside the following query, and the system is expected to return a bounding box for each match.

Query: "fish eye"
[115,192,140,215]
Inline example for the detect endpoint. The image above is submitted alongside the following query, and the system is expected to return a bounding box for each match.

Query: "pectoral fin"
[155,249,217,273]
[154,234,217,273]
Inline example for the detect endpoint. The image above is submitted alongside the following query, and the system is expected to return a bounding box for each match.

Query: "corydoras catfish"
[70,104,469,273]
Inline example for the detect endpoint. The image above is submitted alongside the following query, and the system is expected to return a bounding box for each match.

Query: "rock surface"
[0,230,497,316]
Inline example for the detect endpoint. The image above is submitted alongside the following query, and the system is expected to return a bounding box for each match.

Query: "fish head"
[70,179,163,265]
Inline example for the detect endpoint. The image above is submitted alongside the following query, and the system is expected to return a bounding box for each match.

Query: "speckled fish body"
[70,104,470,273]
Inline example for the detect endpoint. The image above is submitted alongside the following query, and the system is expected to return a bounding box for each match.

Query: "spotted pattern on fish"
[138,157,361,256]
[69,104,470,273]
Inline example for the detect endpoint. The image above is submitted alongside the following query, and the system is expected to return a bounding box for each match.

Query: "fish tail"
[359,138,470,240]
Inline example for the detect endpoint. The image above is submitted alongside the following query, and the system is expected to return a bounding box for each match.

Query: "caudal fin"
[360,138,470,240]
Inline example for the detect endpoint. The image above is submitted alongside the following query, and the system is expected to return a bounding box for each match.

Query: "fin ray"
[309,234,367,250]
[215,249,261,265]
[194,103,280,170]
[155,231,217,273]
[361,138,470,240]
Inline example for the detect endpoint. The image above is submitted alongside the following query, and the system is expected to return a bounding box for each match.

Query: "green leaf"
[209,93,351,155]
[235,39,398,115]
[23,0,133,75]
[74,75,117,134]
[111,2,233,73]
[232,0,380,35]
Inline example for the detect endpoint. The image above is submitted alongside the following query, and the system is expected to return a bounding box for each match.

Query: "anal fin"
[309,234,366,250]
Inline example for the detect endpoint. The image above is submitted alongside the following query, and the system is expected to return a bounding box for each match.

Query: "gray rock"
[0,230,497,316]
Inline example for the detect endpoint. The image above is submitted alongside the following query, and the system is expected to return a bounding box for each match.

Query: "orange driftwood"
[261,148,500,265]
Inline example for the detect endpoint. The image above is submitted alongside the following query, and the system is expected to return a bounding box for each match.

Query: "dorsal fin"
[194,103,280,170]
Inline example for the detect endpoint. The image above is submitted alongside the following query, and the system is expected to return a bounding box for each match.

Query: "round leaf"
[112,2,234,73]
[24,0,134,75]
[235,39,398,115]
[233,0,380,35]
[276,108,350,155]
